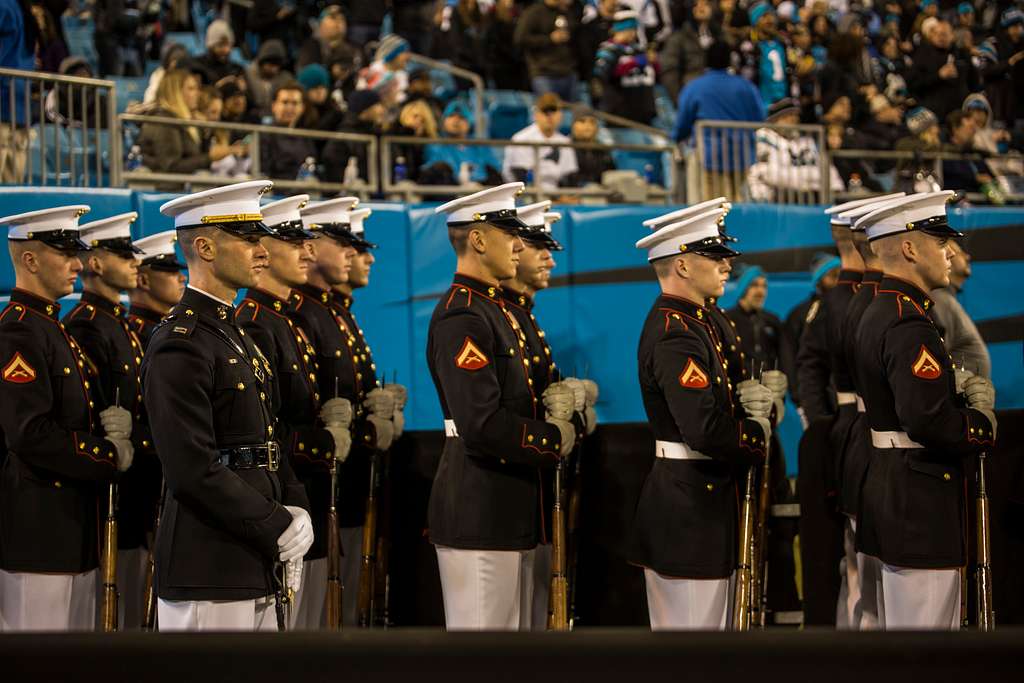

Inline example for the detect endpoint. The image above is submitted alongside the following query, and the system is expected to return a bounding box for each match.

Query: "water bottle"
[524,168,534,186]
[394,156,407,183]
[126,145,143,172]
[296,156,318,183]
[343,156,361,185]
[643,163,655,184]
[458,161,473,185]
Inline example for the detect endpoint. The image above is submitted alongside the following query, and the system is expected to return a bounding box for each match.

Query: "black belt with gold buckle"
[218,442,280,472]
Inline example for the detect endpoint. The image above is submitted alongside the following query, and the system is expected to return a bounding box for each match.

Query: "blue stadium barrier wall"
[2,187,1021,473]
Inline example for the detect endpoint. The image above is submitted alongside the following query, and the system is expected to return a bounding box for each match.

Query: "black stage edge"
[3,630,1024,682]
[388,410,1024,627]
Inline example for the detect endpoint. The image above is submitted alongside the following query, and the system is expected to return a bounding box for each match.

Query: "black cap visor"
[523,230,563,252]
[142,254,187,271]
[449,208,527,235]
[689,236,741,258]
[267,219,319,242]
[912,216,964,239]
[15,229,90,253]
[89,237,146,257]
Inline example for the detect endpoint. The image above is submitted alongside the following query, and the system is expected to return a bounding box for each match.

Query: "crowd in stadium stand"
[3,0,1024,199]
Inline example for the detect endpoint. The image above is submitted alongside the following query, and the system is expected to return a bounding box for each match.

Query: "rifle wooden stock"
[733,469,756,631]
[100,483,119,632]
[548,460,569,631]
[141,481,166,631]
[357,452,379,628]
[750,449,771,628]
[325,460,343,630]
[976,451,995,631]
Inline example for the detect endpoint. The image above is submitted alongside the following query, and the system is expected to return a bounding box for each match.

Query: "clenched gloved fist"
[760,370,788,402]
[277,505,314,562]
[542,383,575,422]
[368,414,394,451]
[954,367,975,394]
[546,418,576,458]
[100,405,132,439]
[963,375,995,410]
[737,379,773,419]
[383,384,408,439]
[561,378,586,413]
[320,397,353,427]
[364,387,396,417]
[582,379,599,407]
[106,436,134,472]
[750,417,772,445]
[325,425,352,463]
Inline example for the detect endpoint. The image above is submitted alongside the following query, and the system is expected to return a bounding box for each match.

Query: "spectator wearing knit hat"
[193,19,245,88]
[244,40,293,117]
[296,4,359,74]
[421,100,503,187]
[592,10,659,125]
[357,34,412,106]
[894,105,948,186]
[297,64,344,132]
[747,1,788,106]
[981,8,1024,128]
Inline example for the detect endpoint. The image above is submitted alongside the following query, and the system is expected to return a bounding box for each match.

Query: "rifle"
[325,379,344,630]
[357,450,380,628]
[100,482,119,632]
[548,457,569,631]
[750,435,772,628]
[373,448,393,627]
[141,480,166,631]
[566,446,583,628]
[733,467,756,631]
[976,449,995,630]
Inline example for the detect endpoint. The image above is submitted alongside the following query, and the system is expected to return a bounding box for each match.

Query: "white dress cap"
[434,181,526,231]
[825,192,905,226]
[516,200,552,229]
[543,211,562,228]
[854,191,961,241]
[261,194,310,228]
[159,180,274,230]
[79,212,139,254]
[348,208,372,237]
[2,205,90,240]
[300,196,360,231]
[134,230,186,270]
[642,197,729,231]
[836,194,911,230]
[636,207,737,262]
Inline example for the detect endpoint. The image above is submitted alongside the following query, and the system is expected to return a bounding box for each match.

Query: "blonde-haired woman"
[137,69,246,186]
[391,98,438,182]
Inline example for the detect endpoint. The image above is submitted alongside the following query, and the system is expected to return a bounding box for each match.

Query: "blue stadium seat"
[166,32,204,56]
[608,128,668,186]
[110,77,148,113]
[485,90,533,140]
[61,15,98,73]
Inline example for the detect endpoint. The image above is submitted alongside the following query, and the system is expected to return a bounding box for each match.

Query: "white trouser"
[340,526,363,627]
[290,557,327,630]
[435,545,532,630]
[879,564,960,630]
[116,547,149,630]
[526,544,553,631]
[157,596,278,631]
[857,550,882,631]
[644,569,733,631]
[837,517,861,630]
[0,569,97,631]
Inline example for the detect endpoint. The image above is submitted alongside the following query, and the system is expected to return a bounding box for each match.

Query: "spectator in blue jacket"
[421,100,503,186]
[672,40,765,200]
[0,0,35,183]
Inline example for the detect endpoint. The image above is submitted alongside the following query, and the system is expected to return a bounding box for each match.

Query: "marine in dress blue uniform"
[128,231,186,351]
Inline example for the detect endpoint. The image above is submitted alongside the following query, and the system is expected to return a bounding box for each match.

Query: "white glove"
[278,505,314,562]
[542,383,575,422]
[367,414,394,451]
[772,398,786,426]
[320,397,353,427]
[751,416,772,444]
[285,557,303,596]
[561,378,586,413]
[737,379,773,419]
[977,408,998,441]
[325,425,352,463]
[761,369,788,402]
[582,379,599,407]
[106,436,134,472]
[797,406,809,430]
[546,417,576,457]
[584,405,598,436]
[392,409,405,440]
[963,375,995,410]
[954,367,975,394]
[382,383,408,410]
[100,405,132,439]
[364,387,396,417]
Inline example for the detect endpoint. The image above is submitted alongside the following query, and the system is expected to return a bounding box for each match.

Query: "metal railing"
[694,120,831,205]
[379,135,679,204]
[118,113,378,195]
[0,67,120,187]
[407,54,486,140]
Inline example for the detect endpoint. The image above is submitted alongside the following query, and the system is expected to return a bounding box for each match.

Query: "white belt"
[655,440,711,461]
[870,429,924,449]
[444,419,459,437]
[856,395,865,413]
[836,391,857,406]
